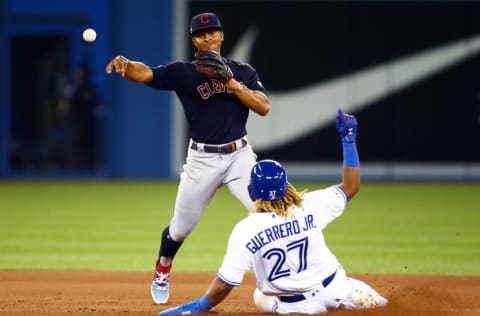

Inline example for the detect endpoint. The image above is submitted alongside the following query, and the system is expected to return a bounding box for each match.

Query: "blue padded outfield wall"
[0,0,173,178]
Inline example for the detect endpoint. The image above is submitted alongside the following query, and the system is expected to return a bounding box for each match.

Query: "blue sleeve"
[244,64,268,96]
[147,61,189,91]
[229,61,268,96]
[158,295,213,315]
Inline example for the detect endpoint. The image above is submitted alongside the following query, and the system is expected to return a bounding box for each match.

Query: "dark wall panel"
[190,1,480,163]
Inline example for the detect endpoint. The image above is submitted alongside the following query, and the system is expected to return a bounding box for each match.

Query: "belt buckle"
[219,141,236,154]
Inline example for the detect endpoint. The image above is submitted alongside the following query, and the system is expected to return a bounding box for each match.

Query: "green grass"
[1,181,479,275]
[324,183,480,275]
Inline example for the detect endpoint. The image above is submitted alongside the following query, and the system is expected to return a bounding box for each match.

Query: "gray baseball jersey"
[147,58,267,241]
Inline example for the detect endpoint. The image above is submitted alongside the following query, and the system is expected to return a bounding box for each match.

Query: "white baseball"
[82,28,96,42]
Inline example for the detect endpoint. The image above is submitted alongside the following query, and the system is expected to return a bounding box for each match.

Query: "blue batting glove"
[336,109,358,143]
[158,295,213,315]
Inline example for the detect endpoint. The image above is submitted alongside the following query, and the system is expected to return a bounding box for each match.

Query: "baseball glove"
[194,51,233,83]
[336,109,358,143]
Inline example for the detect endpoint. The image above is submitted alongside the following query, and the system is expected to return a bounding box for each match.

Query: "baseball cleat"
[351,289,388,309]
[151,271,170,304]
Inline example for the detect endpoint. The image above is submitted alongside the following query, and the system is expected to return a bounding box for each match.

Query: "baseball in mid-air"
[82,28,96,42]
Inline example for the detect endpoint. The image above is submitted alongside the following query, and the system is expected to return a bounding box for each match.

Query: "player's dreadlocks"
[254,183,307,219]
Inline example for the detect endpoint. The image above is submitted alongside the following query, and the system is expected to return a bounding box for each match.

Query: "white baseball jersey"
[217,185,347,294]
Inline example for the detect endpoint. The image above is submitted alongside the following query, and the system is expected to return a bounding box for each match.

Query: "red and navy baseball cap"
[190,13,223,35]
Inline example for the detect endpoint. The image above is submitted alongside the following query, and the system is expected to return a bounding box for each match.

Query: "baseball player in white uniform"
[158,109,388,315]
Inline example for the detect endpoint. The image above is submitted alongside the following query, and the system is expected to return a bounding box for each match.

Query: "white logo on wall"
[229,28,480,151]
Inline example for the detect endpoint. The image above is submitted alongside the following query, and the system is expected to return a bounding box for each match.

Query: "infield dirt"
[1,271,478,315]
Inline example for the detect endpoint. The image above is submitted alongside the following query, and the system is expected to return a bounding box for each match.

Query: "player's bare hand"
[105,55,129,77]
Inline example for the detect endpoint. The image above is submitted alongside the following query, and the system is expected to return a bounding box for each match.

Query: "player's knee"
[253,288,278,313]
[168,230,186,242]
[168,225,191,242]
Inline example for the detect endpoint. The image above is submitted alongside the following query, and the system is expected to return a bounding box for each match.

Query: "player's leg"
[167,172,220,238]
[150,224,182,303]
[225,145,257,210]
[253,288,328,314]
[312,266,387,311]
[151,151,223,304]
[168,152,223,240]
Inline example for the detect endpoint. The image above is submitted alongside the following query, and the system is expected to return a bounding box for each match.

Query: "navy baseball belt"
[191,138,247,154]
[278,270,337,303]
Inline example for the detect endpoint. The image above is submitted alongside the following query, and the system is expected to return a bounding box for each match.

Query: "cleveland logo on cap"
[200,14,210,24]
[190,12,223,35]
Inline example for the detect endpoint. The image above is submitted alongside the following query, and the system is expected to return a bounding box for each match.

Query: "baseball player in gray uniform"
[157,109,388,315]
[105,12,270,304]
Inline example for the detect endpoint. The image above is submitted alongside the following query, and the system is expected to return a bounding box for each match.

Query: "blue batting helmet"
[248,160,288,201]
